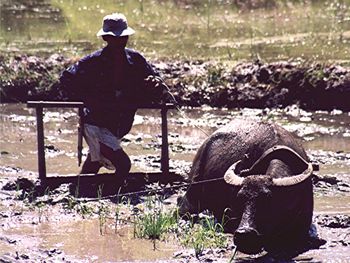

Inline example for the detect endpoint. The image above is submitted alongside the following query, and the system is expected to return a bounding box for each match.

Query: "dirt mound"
[1,54,349,111]
[157,60,350,111]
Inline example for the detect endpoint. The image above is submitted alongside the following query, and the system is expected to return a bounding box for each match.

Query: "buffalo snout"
[234,227,263,254]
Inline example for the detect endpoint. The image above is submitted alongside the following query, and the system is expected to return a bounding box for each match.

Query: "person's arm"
[144,75,171,104]
[59,57,91,102]
[135,54,172,104]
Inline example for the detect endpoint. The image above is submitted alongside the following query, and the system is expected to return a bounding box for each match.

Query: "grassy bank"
[0,0,349,63]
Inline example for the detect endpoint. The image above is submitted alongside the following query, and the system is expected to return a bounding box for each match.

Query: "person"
[59,13,170,181]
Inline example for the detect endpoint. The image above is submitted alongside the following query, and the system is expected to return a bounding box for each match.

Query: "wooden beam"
[27,101,174,109]
[27,101,84,108]
[27,101,175,183]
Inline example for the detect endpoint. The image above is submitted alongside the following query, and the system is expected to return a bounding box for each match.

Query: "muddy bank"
[1,54,349,111]
[162,60,350,111]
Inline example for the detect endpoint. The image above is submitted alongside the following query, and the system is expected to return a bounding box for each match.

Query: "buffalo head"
[224,146,314,254]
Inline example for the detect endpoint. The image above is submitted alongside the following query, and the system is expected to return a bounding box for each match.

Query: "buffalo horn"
[240,145,313,177]
[224,161,244,186]
[272,162,313,186]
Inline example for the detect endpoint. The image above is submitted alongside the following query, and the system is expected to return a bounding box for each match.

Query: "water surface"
[1,103,350,261]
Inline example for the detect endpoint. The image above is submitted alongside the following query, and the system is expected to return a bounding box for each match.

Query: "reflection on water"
[2,219,178,262]
[1,104,350,176]
[314,195,350,215]
[0,104,213,175]
[304,135,350,153]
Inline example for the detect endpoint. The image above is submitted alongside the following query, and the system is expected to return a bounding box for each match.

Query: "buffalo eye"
[261,186,272,197]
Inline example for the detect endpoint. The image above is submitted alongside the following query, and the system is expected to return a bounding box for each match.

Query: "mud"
[1,54,350,111]
[0,105,349,262]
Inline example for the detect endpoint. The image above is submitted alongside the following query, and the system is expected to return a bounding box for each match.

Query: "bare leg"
[100,143,131,178]
[80,153,102,174]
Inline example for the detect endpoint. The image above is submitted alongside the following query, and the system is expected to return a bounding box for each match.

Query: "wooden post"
[28,101,85,181]
[27,101,173,180]
[36,106,46,181]
[77,107,84,166]
[161,105,169,177]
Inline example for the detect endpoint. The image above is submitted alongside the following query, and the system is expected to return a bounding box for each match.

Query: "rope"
[76,80,215,202]
[76,176,225,202]
[163,86,210,137]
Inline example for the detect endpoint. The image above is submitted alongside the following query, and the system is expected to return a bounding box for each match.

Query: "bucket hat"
[97,13,135,37]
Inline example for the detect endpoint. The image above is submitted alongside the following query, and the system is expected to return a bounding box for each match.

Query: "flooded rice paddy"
[0,103,349,262]
[1,0,350,261]
[1,0,349,63]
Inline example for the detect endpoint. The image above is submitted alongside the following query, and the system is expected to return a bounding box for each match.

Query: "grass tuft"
[133,195,178,249]
[181,213,229,258]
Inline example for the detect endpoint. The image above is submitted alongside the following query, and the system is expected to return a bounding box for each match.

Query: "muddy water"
[1,103,350,261]
[0,104,212,176]
[1,219,177,262]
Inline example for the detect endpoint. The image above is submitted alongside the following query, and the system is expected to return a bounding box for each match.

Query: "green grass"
[131,194,230,255]
[181,214,229,257]
[0,0,349,63]
[97,185,110,235]
[12,183,232,258]
[133,195,178,249]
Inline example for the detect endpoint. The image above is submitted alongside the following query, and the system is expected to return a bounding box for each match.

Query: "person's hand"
[144,75,170,103]
[145,75,168,90]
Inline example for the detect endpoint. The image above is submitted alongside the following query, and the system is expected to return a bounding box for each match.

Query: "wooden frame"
[27,101,174,182]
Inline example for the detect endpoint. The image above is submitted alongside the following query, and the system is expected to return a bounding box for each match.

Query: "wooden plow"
[27,101,182,195]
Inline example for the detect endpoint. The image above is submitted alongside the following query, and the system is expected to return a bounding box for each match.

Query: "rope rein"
[163,87,210,137]
[74,82,214,202]
[76,176,225,202]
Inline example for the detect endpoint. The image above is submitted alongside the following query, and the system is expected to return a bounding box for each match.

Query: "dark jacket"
[60,46,157,137]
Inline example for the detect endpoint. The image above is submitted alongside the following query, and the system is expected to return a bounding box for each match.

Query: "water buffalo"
[179,119,315,255]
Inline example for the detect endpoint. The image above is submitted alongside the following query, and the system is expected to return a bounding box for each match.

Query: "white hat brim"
[96,27,135,37]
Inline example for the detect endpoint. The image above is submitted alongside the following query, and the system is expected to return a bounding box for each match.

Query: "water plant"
[129,194,231,255]
[207,64,227,87]
[133,195,178,250]
[36,200,46,223]
[64,195,78,211]
[36,187,52,223]
[76,202,93,219]
[114,205,120,233]
[181,213,229,258]
[97,185,110,235]
[98,201,109,235]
